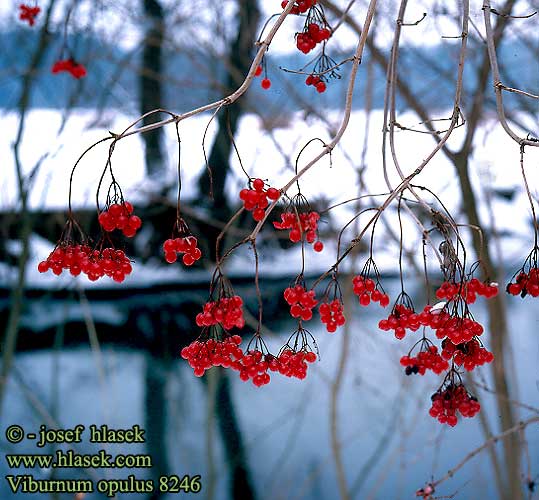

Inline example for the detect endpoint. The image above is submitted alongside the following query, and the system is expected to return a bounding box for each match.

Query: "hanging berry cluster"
[239,178,281,221]
[195,273,246,330]
[318,275,346,333]
[39,244,133,282]
[98,201,142,237]
[38,217,133,283]
[284,280,318,321]
[273,194,323,250]
[296,22,331,54]
[52,59,87,79]
[441,338,494,371]
[506,246,539,297]
[181,331,244,377]
[352,258,390,307]
[254,61,272,90]
[281,0,317,15]
[400,341,449,376]
[428,371,481,427]
[19,4,40,26]
[163,217,202,266]
[379,293,419,340]
[436,278,498,303]
[379,244,499,425]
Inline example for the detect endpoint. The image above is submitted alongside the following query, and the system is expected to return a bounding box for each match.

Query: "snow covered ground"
[1,107,538,289]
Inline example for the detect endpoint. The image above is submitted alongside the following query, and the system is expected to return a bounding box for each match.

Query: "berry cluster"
[305,74,327,93]
[352,276,390,307]
[254,65,271,90]
[98,202,142,237]
[195,296,245,330]
[432,313,484,345]
[38,245,132,282]
[378,304,420,340]
[19,4,40,26]
[281,0,317,15]
[296,23,331,54]
[284,285,318,321]
[52,58,87,79]
[435,278,498,303]
[239,178,281,221]
[163,236,202,266]
[400,345,449,376]
[273,210,323,250]
[507,269,539,298]
[429,383,480,426]
[181,335,244,377]
[319,299,345,333]
[237,350,272,387]
[441,338,494,371]
[274,348,317,379]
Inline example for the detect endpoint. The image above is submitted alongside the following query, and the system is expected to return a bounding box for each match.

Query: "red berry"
[261,78,271,90]
[183,253,195,266]
[313,241,323,252]
[266,187,280,201]
[37,261,49,273]
[129,215,142,230]
[108,204,123,218]
[253,208,265,221]
[316,82,327,93]
[252,178,265,191]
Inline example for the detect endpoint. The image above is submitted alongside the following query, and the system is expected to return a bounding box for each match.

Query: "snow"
[1,106,538,290]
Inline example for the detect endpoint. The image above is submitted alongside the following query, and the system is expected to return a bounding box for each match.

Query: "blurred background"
[0,0,538,499]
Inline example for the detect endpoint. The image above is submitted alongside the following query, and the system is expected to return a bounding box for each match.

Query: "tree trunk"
[197,0,260,261]
[140,0,165,177]
[214,370,257,500]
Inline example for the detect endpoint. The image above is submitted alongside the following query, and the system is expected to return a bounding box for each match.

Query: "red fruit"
[319,28,331,40]
[379,294,390,307]
[98,212,114,232]
[316,82,327,93]
[252,178,265,192]
[313,241,323,252]
[359,293,370,306]
[192,248,202,260]
[305,351,317,363]
[108,204,123,218]
[129,215,142,230]
[37,261,49,273]
[183,254,195,266]
[266,187,280,201]
[255,65,262,77]
[394,327,406,340]
[261,78,271,90]
[122,201,134,214]
[253,208,265,221]
[289,228,301,242]
[163,239,176,252]
[19,4,41,26]
[122,226,137,238]
[116,215,128,230]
